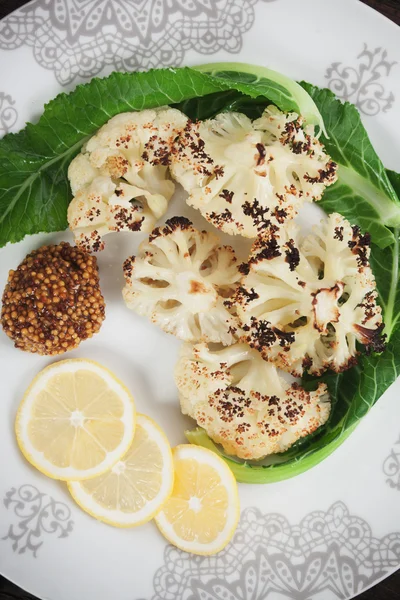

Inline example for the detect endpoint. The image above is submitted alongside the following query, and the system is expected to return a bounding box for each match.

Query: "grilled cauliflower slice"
[122,217,241,345]
[67,107,188,251]
[175,342,330,460]
[170,106,337,237]
[236,213,385,376]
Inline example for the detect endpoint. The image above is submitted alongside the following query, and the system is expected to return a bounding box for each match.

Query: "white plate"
[0,1,400,599]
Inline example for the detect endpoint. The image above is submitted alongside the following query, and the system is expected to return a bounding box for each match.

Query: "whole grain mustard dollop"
[1,242,105,354]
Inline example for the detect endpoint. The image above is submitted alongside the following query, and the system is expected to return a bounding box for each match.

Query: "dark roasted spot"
[250,237,281,263]
[214,165,224,179]
[208,209,234,227]
[219,189,234,204]
[112,207,145,232]
[238,262,250,276]
[273,326,295,348]
[242,199,270,229]
[236,287,259,304]
[149,216,192,241]
[268,396,280,406]
[271,207,288,224]
[123,256,135,280]
[304,160,337,185]
[284,239,300,271]
[256,143,266,166]
[348,225,371,267]
[334,226,344,241]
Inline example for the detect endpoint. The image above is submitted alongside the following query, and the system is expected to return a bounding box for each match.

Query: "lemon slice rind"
[155,444,240,555]
[15,359,136,481]
[68,414,174,527]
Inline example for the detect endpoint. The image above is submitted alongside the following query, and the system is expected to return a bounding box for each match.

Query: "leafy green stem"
[384,228,399,337]
[195,62,326,133]
[185,425,357,484]
[338,166,400,227]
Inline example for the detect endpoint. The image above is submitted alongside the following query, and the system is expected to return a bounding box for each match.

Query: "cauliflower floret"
[68,154,99,195]
[67,107,188,251]
[175,342,330,460]
[122,217,241,345]
[170,106,337,238]
[235,213,385,376]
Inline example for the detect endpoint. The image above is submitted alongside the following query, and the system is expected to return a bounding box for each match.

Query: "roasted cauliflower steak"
[122,217,241,345]
[235,213,385,376]
[175,341,330,460]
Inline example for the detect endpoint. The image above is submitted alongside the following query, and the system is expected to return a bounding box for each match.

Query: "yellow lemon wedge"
[68,414,174,527]
[155,444,240,555]
[15,359,136,481]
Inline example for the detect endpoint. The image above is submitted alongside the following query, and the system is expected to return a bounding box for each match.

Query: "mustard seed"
[1,242,106,355]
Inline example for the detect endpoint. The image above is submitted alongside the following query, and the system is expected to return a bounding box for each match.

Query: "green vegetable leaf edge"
[185,425,357,484]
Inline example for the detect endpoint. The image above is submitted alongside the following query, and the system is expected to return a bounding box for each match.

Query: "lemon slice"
[155,444,240,555]
[68,414,173,527]
[15,359,136,481]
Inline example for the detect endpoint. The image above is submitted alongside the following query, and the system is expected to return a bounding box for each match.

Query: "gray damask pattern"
[148,502,400,600]
[383,435,400,491]
[0,0,276,86]
[325,44,397,116]
[2,484,74,557]
[0,92,17,135]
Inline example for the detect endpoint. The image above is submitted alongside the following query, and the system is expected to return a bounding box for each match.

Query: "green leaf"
[185,425,357,484]
[387,169,400,197]
[379,172,400,338]
[370,233,400,339]
[317,171,396,249]
[173,90,268,121]
[195,62,326,132]
[301,83,400,248]
[0,139,86,246]
[324,327,400,427]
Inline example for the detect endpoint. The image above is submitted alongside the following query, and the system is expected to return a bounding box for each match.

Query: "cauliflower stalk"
[175,341,330,460]
[169,106,337,237]
[236,213,385,376]
[122,217,241,345]
[67,107,188,251]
